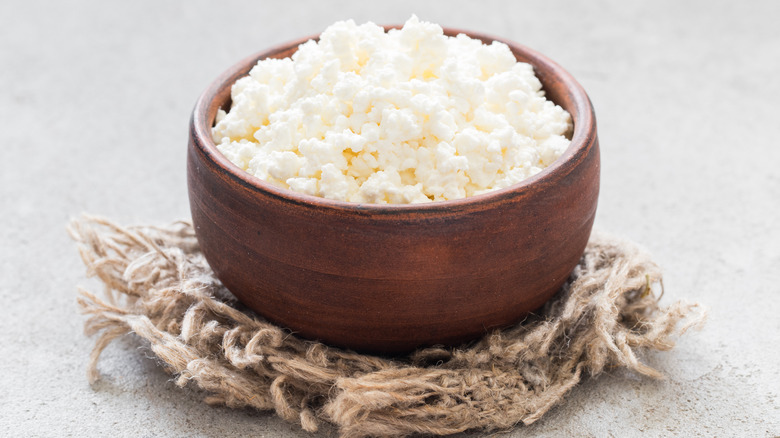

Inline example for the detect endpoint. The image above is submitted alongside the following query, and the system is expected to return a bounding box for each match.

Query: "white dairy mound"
[212,16,572,204]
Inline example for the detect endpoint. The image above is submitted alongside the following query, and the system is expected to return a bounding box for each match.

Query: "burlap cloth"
[70,215,704,437]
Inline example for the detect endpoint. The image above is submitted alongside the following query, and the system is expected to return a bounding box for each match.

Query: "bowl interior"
[192,27,595,214]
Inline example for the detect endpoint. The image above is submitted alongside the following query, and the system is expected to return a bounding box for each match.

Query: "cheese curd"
[212,16,572,204]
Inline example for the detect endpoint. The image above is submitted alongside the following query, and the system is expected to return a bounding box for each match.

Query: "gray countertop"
[2,1,778,436]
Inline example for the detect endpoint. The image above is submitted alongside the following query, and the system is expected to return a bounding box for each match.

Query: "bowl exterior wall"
[188,138,598,353]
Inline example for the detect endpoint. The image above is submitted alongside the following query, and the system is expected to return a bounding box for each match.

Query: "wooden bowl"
[187,28,599,353]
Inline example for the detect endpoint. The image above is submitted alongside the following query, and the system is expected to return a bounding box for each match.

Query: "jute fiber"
[70,215,704,437]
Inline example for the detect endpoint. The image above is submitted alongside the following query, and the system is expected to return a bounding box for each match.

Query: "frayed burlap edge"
[69,215,705,438]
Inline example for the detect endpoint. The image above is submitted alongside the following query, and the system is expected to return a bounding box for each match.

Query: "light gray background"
[2,1,778,436]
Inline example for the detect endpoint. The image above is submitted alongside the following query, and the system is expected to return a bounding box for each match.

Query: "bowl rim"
[190,26,596,216]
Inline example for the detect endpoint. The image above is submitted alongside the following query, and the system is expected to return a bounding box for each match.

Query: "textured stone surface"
[2,1,778,436]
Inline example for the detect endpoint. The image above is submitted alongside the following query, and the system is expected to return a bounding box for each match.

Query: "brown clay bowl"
[188,27,599,354]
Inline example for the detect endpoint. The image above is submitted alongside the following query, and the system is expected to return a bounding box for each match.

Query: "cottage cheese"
[212,16,572,204]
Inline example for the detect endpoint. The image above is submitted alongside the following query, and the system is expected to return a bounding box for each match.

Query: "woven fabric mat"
[70,215,704,438]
